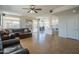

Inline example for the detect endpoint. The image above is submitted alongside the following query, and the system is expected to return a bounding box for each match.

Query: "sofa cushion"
[2,39,20,48]
[10,48,29,54]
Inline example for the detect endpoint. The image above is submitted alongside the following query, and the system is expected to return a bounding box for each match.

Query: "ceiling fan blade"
[34,10,38,13]
[35,9,42,10]
[22,8,30,10]
[27,10,31,13]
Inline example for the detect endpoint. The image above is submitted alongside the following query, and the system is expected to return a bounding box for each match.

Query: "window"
[3,16,20,29]
[52,16,59,28]
[0,15,1,26]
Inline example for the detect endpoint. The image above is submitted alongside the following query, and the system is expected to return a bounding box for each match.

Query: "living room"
[0,5,79,54]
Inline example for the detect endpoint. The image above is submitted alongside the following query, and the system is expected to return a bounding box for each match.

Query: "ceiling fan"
[22,5,42,13]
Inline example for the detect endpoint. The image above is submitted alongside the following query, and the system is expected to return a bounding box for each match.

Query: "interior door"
[67,14,79,39]
[58,16,68,38]
[75,14,79,40]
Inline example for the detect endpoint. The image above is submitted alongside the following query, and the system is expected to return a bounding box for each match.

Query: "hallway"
[20,32,79,54]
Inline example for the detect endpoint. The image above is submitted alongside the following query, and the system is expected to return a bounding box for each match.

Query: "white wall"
[66,14,79,39]
[58,15,67,38]
[56,7,79,40]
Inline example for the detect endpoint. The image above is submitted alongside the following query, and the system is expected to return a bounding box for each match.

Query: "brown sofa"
[12,28,32,39]
[0,28,32,40]
[0,29,30,54]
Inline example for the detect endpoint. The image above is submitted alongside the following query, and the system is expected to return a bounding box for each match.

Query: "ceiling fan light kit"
[29,10,36,13]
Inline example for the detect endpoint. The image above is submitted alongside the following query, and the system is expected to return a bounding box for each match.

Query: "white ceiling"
[0,5,78,18]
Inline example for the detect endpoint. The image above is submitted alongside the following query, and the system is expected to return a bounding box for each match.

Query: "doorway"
[32,17,52,43]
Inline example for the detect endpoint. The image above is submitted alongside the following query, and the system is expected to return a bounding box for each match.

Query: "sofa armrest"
[10,48,30,54]
[2,39,20,48]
